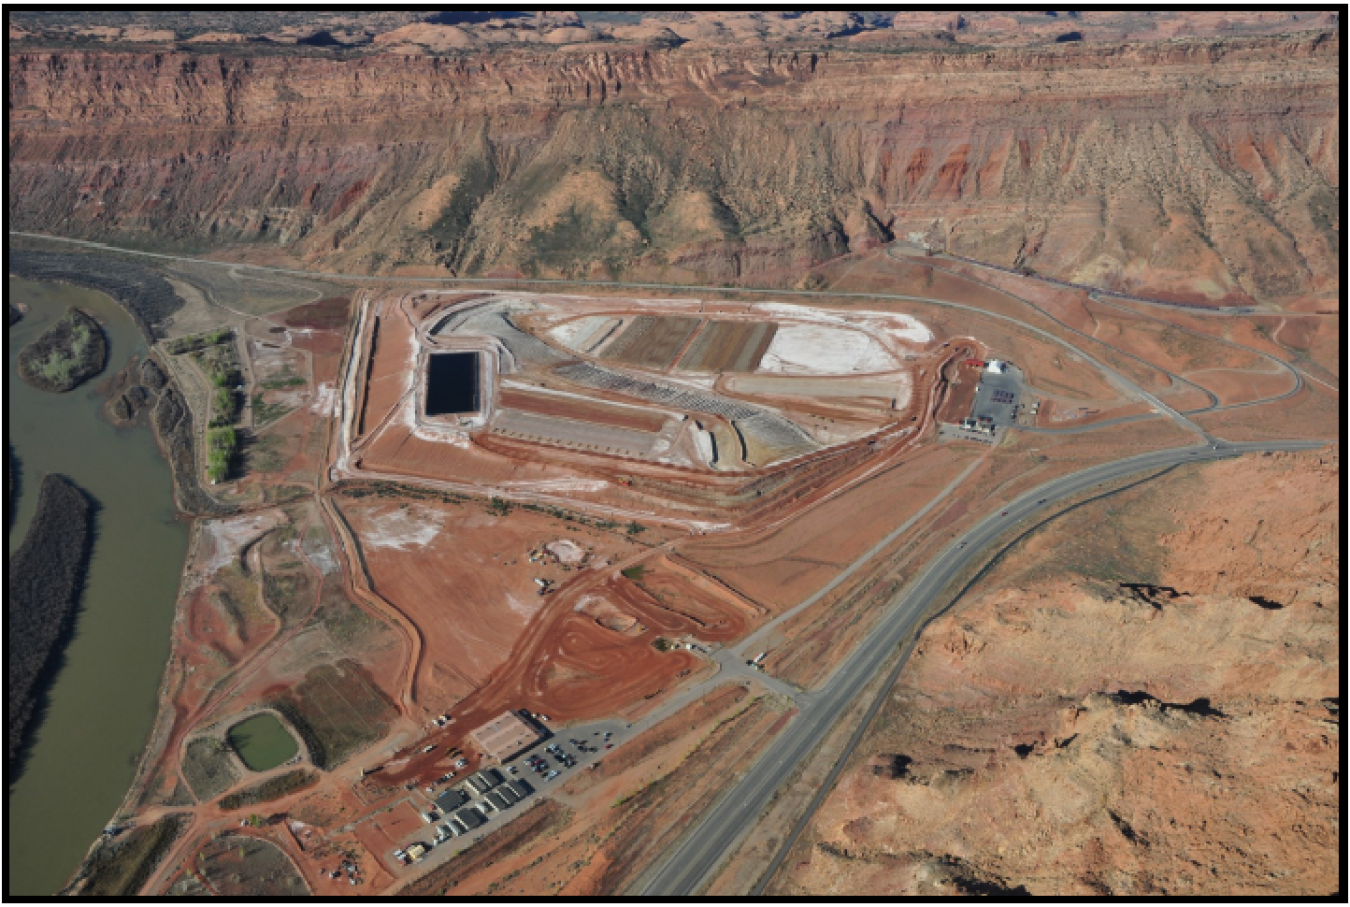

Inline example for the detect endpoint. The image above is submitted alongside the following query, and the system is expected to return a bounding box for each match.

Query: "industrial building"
[469,710,546,763]
[453,807,486,831]
[464,767,505,795]
[435,788,469,814]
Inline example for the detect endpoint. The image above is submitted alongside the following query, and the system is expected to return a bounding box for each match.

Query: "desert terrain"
[769,449,1338,897]
[43,236,1334,896]
[6,10,1337,899]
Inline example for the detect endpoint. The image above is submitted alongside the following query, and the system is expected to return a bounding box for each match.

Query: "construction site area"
[93,241,1331,896]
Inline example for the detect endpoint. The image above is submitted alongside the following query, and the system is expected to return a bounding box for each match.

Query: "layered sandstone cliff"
[773,449,1339,897]
[9,30,1339,303]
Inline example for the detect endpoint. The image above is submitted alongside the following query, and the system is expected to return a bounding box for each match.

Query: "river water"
[7,278,188,896]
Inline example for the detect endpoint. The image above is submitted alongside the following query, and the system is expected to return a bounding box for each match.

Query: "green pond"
[227,713,299,772]
[7,278,189,895]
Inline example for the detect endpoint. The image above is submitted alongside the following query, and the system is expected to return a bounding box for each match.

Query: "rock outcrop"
[776,449,1339,897]
[8,30,1338,302]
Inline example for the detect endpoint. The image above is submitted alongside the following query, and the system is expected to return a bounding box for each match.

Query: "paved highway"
[635,439,1325,895]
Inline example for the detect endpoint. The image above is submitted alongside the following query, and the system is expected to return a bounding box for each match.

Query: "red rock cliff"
[8,32,1339,300]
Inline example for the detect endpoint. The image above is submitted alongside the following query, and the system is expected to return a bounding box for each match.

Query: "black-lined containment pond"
[424,351,480,415]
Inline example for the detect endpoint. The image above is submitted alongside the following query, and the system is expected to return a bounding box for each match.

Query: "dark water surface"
[7,278,188,895]
[425,350,480,415]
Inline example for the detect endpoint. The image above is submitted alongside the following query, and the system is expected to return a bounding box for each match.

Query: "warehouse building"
[454,807,486,831]
[464,767,505,795]
[469,710,545,763]
[435,788,469,814]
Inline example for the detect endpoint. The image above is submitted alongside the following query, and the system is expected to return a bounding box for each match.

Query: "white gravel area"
[758,323,897,375]
[360,504,446,550]
[546,316,609,352]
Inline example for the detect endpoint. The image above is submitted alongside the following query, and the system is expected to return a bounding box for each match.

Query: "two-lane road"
[636,439,1326,895]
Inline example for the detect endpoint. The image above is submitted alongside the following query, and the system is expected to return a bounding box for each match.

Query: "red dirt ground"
[358,425,620,505]
[355,303,418,441]
[339,497,652,709]
[678,440,985,611]
[935,351,985,423]
[1180,367,1300,405]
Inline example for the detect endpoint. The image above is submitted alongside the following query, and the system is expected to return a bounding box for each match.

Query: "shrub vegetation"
[7,474,94,762]
[16,307,107,393]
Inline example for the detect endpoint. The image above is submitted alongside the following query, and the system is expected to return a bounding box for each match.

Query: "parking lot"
[969,362,1023,426]
[383,717,631,872]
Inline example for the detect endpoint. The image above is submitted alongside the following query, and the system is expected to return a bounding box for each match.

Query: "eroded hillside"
[771,449,1339,896]
[8,30,1339,305]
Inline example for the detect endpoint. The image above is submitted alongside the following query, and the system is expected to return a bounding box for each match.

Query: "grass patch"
[282,296,351,330]
[251,394,293,426]
[269,659,397,771]
[260,569,312,625]
[315,590,387,651]
[332,479,466,505]
[182,736,241,802]
[187,834,309,897]
[246,434,289,474]
[621,565,647,581]
[164,328,231,355]
[217,769,318,811]
[74,815,185,897]
[259,370,305,390]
